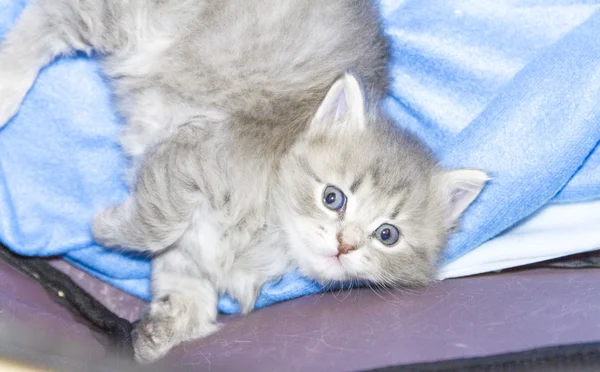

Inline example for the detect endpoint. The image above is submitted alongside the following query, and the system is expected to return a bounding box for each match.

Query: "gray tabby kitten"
[0,0,488,363]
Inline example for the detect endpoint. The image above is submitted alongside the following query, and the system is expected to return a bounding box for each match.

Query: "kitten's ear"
[439,169,490,225]
[309,73,366,136]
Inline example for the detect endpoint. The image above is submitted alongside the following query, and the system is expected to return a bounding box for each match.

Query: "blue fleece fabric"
[1,0,599,314]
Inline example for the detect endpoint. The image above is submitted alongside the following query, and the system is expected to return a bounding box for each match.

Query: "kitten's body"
[0,0,487,363]
[99,1,387,161]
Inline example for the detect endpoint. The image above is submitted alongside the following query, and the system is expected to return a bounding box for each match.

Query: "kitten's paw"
[0,84,27,128]
[92,206,123,248]
[133,296,181,363]
[133,295,219,364]
[0,61,37,128]
[228,273,261,314]
[238,288,259,314]
[133,317,176,363]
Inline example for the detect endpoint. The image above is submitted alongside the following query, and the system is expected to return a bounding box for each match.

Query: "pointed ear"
[439,169,490,225]
[308,73,366,136]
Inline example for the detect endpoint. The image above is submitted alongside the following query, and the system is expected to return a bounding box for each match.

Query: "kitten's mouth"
[329,254,344,266]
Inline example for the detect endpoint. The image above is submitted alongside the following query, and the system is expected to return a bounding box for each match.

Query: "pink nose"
[337,243,356,256]
[336,233,356,256]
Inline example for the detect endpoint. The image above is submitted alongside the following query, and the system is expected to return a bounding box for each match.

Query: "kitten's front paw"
[228,272,262,314]
[133,318,176,363]
[133,297,180,364]
[133,317,179,363]
[133,295,220,364]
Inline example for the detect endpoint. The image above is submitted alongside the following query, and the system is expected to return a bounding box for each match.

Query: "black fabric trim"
[0,242,134,359]
[367,342,600,372]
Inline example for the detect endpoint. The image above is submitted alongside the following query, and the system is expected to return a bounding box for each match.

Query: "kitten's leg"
[134,248,219,363]
[0,0,123,126]
[92,124,209,252]
[227,271,263,314]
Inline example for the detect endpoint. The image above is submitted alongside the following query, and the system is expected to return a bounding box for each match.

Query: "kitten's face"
[277,127,445,286]
[275,74,488,287]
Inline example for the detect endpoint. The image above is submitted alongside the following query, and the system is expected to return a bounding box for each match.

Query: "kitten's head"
[275,73,488,287]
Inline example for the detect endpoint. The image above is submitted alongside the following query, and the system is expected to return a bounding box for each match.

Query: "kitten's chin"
[283,226,349,281]
[296,254,350,282]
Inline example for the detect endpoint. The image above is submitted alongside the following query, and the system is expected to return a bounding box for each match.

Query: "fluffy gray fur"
[0,0,488,363]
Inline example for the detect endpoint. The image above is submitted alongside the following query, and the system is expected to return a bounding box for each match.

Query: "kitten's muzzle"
[336,232,357,257]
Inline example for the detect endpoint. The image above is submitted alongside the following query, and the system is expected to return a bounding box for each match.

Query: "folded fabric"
[1,0,600,314]
[438,199,600,280]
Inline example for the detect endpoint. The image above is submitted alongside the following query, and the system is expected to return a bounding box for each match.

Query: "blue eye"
[374,223,400,246]
[322,185,346,211]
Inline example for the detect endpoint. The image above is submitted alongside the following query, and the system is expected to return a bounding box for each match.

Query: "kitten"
[0,0,488,363]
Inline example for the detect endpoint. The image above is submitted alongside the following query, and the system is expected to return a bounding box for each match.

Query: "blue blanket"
[1,0,599,314]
